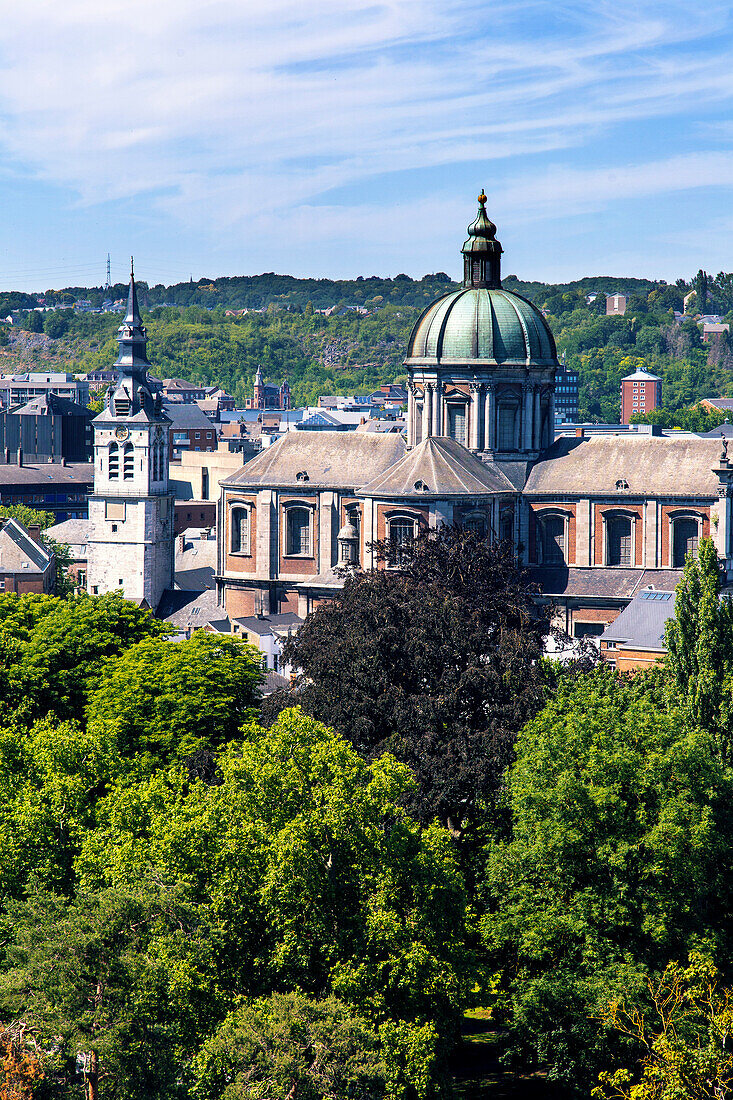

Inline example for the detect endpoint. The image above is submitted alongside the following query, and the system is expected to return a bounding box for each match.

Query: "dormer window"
[615,479,629,490]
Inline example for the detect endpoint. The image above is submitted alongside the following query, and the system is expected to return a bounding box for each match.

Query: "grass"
[450,1010,565,1099]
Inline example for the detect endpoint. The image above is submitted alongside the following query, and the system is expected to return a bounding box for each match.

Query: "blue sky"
[0,0,732,290]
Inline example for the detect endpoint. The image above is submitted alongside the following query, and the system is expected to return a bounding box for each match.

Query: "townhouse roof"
[46,518,91,548]
[163,402,217,430]
[600,588,676,651]
[357,435,515,498]
[234,612,303,639]
[11,393,91,417]
[0,517,53,572]
[525,436,721,498]
[0,462,93,487]
[157,587,226,631]
[221,430,406,490]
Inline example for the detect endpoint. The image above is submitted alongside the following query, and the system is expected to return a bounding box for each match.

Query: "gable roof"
[525,436,721,497]
[0,518,53,572]
[221,430,406,490]
[357,435,515,498]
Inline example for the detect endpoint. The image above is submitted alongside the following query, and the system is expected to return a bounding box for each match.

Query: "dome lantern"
[462,191,503,289]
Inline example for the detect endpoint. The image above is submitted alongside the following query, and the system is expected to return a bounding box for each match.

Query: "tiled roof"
[357,436,515,497]
[531,566,683,600]
[221,430,406,490]
[526,436,721,497]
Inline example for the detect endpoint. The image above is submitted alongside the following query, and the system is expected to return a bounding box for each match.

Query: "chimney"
[16,446,22,467]
[178,534,186,553]
[575,427,585,438]
[27,523,43,546]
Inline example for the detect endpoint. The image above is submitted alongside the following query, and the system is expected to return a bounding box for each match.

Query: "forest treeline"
[3,268,733,416]
[3,529,733,1100]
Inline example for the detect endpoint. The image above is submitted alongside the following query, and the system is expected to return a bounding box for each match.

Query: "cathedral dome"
[406,286,556,366]
[405,192,556,368]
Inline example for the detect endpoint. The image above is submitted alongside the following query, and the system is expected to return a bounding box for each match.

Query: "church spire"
[115,263,151,374]
[462,191,503,289]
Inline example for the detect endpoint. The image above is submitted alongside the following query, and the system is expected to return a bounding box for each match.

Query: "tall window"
[123,443,134,480]
[388,516,416,568]
[286,507,311,556]
[497,404,518,450]
[463,514,487,538]
[541,515,566,564]
[108,442,119,479]
[447,404,467,445]
[500,509,514,543]
[673,517,699,567]
[607,516,632,566]
[231,506,250,554]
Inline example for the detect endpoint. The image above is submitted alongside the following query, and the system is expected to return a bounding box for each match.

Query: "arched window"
[447,404,467,445]
[499,508,514,543]
[672,517,700,567]
[463,513,487,538]
[497,403,518,450]
[108,442,119,479]
[606,515,633,566]
[230,506,250,554]
[540,514,566,564]
[346,505,361,541]
[286,507,312,556]
[123,443,134,480]
[387,515,417,568]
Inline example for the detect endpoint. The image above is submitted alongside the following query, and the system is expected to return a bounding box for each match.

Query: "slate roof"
[357,436,515,498]
[221,431,406,490]
[163,402,216,430]
[525,436,721,497]
[0,518,53,572]
[46,518,91,548]
[531,566,683,600]
[12,393,90,417]
[156,587,226,631]
[234,612,303,639]
[0,463,93,487]
[175,537,217,591]
[601,589,676,650]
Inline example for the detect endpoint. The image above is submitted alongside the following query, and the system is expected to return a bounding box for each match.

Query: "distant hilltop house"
[702,322,731,344]
[606,293,627,316]
[245,366,291,411]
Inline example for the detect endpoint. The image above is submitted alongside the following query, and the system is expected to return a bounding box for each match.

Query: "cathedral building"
[213,194,733,638]
[86,270,175,608]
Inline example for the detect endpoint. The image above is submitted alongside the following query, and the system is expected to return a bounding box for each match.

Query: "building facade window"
[497,402,518,450]
[463,513,487,538]
[539,513,566,564]
[447,404,467,446]
[123,443,134,480]
[108,442,119,479]
[230,506,250,554]
[499,507,514,543]
[387,515,417,568]
[606,515,633,566]
[286,507,312,556]
[672,516,700,567]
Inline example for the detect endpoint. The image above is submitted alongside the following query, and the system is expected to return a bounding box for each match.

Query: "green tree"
[483,669,733,1091]
[274,529,547,837]
[21,312,43,334]
[86,632,263,770]
[191,993,385,1100]
[664,537,733,742]
[0,506,54,531]
[0,883,218,1100]
[76,709,469,1091]
[0,592,166,726]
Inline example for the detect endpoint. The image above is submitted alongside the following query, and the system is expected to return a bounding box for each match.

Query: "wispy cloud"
[0,0,732,279]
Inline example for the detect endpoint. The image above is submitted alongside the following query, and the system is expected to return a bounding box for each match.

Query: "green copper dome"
[406,193,557,367]
[406,286,557,366]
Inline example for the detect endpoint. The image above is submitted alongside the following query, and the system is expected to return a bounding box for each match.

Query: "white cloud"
[0,0,732,274]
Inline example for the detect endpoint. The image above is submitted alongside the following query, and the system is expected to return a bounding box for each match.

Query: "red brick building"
[620,367,661,424]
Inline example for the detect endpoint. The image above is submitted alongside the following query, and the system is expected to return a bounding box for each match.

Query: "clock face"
[115,426,130,442]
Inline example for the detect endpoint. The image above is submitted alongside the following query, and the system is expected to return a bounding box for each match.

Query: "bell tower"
[86,265,174,608]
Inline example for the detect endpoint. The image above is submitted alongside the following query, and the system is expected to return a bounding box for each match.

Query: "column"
[548,389,556,444]
[522,385,533,451]
[470,384,481,450]
[432,380,441,439]
[407,382,415,447]
[575,497,591,567]
[421,384,431,442]
[319,491,336,571]
[257,489,275,576]
[533,386,541,450]
[484,384,494,451]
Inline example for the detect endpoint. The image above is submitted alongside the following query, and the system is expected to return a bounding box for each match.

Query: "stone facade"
[86,272,174,609]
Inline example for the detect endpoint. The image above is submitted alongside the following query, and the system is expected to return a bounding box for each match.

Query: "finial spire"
[130,255,134,278]
[462,191,503,289]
